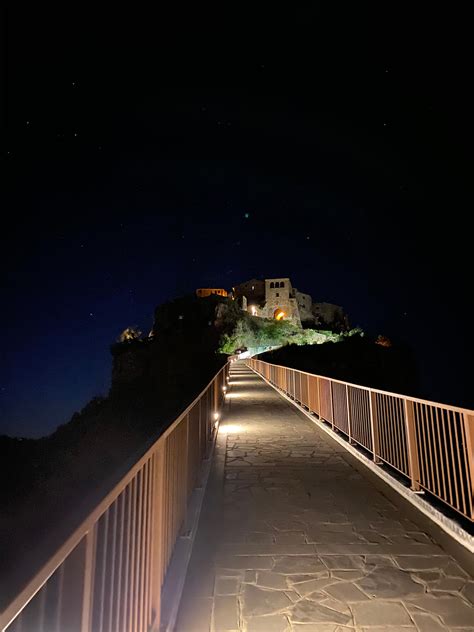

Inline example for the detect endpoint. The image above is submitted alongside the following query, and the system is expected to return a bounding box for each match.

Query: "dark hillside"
[259,335,420,398]
[0,294,227,604]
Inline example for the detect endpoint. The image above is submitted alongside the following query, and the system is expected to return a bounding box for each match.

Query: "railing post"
[150,445,165,630]
[404,398,421,491]
[80,528,96,632]
[182,413,190,534]
[368,390,381,463]
[463,413,474,520]
[317,376,321,418]
[329,380,334,430]
[346,385,355,444]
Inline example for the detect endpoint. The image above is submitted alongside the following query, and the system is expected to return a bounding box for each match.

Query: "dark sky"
[1,9,472,437]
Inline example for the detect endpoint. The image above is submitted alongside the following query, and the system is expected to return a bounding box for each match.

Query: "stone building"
[234,277,302,326]
[232,277,349,331]
[232,279,265,305]
[196,288,228,298]
[295,290,313,324]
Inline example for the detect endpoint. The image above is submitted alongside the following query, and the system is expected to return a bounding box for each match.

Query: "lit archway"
[274,308,285,320]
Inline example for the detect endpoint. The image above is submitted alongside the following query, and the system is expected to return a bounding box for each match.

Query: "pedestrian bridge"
[1,361,474,631]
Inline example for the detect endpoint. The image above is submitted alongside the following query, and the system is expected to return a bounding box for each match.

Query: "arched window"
[270,282,275,288]
[280,282,285,288]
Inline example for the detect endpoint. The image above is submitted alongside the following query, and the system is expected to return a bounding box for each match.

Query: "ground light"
[218,424,242,434]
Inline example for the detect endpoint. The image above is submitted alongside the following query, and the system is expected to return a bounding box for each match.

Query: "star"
[74,132,78,137]
[244,212,250,218]
[26,121,30,126]
[89,312,94,317]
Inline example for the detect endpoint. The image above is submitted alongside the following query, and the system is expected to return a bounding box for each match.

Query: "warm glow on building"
[274,308,285,320]
[196,288,228,298]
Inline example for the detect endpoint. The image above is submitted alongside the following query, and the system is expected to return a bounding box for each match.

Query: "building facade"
[196,288,228,298]
[198,277,349,331]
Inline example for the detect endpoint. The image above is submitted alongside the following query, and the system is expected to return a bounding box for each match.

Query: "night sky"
[1,9,471,437]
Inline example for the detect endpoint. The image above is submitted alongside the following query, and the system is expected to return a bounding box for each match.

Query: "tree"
[117,326,142,343]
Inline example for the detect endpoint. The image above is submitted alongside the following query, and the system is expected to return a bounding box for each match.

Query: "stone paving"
[175,363,474,632]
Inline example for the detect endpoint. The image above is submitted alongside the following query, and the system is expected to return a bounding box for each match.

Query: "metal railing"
[247,358,474,522]
[0,364,228,632]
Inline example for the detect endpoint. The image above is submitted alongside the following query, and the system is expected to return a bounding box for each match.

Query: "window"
[270,282,275,288]
[276,292,279,297]
[280,282,285,288]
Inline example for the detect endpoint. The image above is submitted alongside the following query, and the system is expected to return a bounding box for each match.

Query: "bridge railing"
[247,358,474,522]
[0,364,228,632]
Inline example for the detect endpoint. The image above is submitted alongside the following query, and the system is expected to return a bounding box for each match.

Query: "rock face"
[110,339,151,389]
[312,302,349,330]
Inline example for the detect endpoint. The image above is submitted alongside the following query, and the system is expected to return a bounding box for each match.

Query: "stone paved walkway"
[175,363,474,632]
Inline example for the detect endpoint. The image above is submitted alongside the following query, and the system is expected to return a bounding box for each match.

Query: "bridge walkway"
[176,363,474,631]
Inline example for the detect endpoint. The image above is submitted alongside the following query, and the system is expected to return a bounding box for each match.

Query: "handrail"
[247,358,474,522]
[253,359,472,415]
[0,363,228,632]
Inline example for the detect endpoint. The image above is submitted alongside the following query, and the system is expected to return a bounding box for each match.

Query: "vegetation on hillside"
[218,310,363,354]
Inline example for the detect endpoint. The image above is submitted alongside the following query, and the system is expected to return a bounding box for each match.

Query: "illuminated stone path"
[176,363,474,632]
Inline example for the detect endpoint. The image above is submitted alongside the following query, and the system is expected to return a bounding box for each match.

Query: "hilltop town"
[197,277,349,331]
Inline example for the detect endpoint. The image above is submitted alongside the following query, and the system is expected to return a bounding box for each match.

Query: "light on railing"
[214,412,219,421]
[214,421,219,429]
[223,386,227,392]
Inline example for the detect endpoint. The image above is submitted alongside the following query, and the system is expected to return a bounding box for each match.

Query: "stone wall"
[295,290,314,323]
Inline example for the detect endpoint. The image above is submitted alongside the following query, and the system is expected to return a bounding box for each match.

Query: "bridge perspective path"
[176,363,474,632]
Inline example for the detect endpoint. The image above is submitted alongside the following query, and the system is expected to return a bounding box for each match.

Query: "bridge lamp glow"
[214,412,219,421]
[222,386,227,392]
